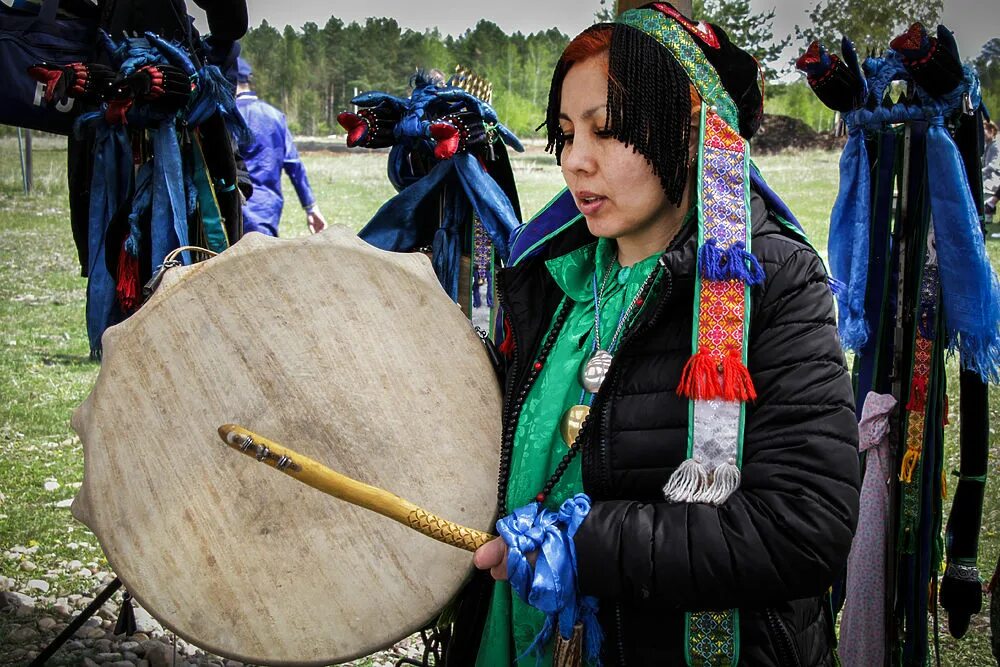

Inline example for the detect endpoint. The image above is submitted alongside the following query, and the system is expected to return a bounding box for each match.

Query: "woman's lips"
[576,193,607,216]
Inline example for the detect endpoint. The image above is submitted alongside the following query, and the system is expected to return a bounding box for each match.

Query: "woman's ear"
[688,104,702,167]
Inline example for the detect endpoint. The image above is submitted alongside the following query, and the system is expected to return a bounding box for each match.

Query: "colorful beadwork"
[687,609,739,666]
[898,254,940,554]
[617,7,740,130]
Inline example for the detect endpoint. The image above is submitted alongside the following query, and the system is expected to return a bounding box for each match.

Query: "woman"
[464,4,860,666]
[983,119,999,218]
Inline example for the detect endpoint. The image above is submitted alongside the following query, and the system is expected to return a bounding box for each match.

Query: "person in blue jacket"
[236,57,327,236]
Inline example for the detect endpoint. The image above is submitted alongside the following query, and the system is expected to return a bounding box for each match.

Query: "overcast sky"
[191,0,997,67]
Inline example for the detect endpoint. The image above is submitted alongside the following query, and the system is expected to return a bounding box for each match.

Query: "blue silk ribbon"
[496,493,602,663]
[926,117,1000,382]
[359,153,517,301]
[828,120,872,351]
[81,118,132,356]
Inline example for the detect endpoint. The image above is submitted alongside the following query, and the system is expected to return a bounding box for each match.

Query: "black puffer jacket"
[475,190,861,667]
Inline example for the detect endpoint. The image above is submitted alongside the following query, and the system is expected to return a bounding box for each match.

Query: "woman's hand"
[473,537,510,581]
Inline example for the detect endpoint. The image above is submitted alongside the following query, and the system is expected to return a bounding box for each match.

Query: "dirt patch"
[752,114,846,155]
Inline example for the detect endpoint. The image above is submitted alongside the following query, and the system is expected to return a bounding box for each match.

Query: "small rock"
[98,605,118,621]
[79,596,95,607]
[19,560,37,571]
[44,480,60,491]
[37,616,58,630]
[223,661,244,667]
[130,632,150,642]
[53,498,75,508]
[82,658,101,667]
[83,617,102,628]
[77,568,94,577]
[64,639,85,650]
[94,637,113,652]
[123,651,140,661]
[95,652,124,662]
[1,590,34,611]
[53,603,74,616]
[27,578,50,593]
[8,625,39,642]
[108,662,137,667]
[145,641,173,667]
[83,626,107,639]
[68,559,83,571]
[68,593,83,604]
[137,661,150,667]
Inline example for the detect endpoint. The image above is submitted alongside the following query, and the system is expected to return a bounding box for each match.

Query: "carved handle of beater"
[218,424,493,552]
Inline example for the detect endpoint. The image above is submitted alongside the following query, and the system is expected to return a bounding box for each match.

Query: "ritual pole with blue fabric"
[798,22,1000,666]
[337,68,525,339]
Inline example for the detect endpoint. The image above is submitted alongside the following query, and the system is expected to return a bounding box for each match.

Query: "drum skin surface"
[71,228,502,665]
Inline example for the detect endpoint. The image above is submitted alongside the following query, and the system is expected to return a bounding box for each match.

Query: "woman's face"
[558,53,677,243]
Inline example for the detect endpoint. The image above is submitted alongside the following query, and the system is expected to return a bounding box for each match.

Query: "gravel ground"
[0,552,431,667]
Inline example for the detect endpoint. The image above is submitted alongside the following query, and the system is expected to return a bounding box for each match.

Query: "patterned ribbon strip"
[616,7,766,666]
[898,234,941,554]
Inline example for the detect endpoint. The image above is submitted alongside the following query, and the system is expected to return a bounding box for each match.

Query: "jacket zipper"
[615,604,627,666]
[765,608,801,667]
[595,267,673,496]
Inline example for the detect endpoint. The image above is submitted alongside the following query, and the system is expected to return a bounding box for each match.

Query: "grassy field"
[0,137,997,665]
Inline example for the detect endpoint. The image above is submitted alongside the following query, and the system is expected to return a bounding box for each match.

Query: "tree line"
[235,0,996,140]
[239,17,570,138]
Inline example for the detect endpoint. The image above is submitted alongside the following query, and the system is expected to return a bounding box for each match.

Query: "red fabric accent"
[652,3,720,49]
[795,41,823,71]
[28,66,63,103]
[498,315,515,358]
[677,349,721,400]
[337,112,368,147]
[429,122,460,160]
[106,98,132,125]
[942,393,950,426]
[905,375,928,412]
[720,348,757,402]
[890,22,928,54]
[116,242,140,312]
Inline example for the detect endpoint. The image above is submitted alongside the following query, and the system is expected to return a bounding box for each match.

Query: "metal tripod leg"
[28,577,122,666]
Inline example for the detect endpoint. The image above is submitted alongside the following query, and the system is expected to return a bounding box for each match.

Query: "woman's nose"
[562,139,597,176]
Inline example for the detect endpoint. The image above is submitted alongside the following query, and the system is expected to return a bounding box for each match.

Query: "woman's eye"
[595,129,615,139]
[560,132,575,143]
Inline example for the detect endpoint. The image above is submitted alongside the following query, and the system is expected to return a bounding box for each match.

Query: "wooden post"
[22,129,33,194]
[617,0,692,15]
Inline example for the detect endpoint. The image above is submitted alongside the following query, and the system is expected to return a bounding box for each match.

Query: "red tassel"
[116,241,140,312]
[942,394,950,426]
[498,315,515,358]
[677,349,721,400]
[337,112,368,147]
[429,122,461,160]
[105,98,132,125]
[720,348,757,402]
[905,375,927,412]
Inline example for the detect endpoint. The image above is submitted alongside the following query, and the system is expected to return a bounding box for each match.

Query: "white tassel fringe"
[662,458,708,502]
[694,460,741,505]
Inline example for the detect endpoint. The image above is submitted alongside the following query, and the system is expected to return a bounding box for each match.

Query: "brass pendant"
[580,349,613,394]
[560,404,591,447]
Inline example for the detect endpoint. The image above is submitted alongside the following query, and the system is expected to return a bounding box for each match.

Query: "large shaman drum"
[71,228,502,665]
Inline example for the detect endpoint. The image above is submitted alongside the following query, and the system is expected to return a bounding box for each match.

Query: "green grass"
[0,140,996,665]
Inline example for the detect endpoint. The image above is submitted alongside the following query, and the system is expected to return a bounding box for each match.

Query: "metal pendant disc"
[580,349,613,394]
[560,404,591,447]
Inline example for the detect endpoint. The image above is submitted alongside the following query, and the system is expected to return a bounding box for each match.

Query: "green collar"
[544,237,662,303]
